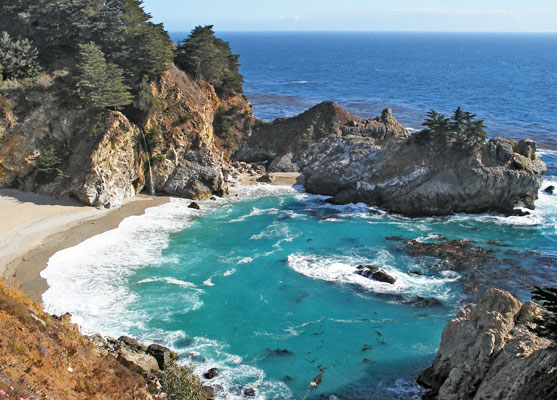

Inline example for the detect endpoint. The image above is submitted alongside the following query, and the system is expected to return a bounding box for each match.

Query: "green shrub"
[214,105,241,137]
[160,360,201,400]
[143,127,162,153]
[35,145,64,183]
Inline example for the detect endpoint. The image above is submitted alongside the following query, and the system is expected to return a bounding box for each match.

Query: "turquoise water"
[42,164,557,398]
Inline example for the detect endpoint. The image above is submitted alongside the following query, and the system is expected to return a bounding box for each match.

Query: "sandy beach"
[241,171,304,186]
[0,177,300,302]
[0,189,169,302]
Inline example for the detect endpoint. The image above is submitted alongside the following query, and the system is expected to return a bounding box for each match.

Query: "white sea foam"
[138,277,196,288]
[202,278,215,287]
[229,207,280,223]
[287,252,458,300]
[237,257,254,264]
[223,269,237,276]
[41,184,297,336]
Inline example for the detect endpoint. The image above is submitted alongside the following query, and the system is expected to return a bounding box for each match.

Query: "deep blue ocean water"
[43,33,557,399]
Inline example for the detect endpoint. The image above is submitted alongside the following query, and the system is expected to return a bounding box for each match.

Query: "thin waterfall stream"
[140,128,155,196]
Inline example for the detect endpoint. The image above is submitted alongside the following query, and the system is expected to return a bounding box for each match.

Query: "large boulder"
[418,288,556,400]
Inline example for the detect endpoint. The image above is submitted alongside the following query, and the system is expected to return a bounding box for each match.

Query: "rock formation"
[0,64,252,208]
[236,102,546,216]
[0,66,546,216]
[418,288,557,400]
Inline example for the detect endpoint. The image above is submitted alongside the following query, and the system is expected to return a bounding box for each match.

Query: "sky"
[142,0,557,33]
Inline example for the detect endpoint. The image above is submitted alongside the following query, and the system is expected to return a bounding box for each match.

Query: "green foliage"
[1,1,174,117]
[530,286,557,342]
[75,42,133,109]
[143,126,162,153]
[0,32,41,81]
[214,105,242,137]
[175,25,243,97]
[160,360,201,400]
[415,107,487,148]
[35,145,65,183]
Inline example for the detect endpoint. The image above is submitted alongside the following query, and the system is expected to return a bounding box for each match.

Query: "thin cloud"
[279,15,302,21]
[385,8,519,17]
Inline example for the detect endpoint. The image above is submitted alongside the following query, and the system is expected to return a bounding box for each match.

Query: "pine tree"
[0,31,41,80]
[75,42,133,109]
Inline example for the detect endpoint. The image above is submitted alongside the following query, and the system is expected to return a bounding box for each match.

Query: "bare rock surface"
[237,102,546,216]
[418,288,557,400]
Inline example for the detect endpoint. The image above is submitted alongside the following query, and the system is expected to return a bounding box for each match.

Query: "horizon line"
[167,29,557,34]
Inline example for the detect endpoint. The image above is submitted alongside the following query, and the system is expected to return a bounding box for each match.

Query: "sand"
[0,189,169,302]
[241,171,304,186]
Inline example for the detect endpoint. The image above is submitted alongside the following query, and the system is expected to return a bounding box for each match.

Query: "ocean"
[42,33,557,399]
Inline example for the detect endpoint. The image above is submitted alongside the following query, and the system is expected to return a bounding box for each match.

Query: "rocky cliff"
[0,65,253,207]
[0,70,546,215]
[236,103,546,216]
[418,288,557,400]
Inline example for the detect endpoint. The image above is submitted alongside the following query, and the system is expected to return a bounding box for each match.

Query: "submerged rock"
[203,367,219,379]
[544,185,554,194]
[189,201,201,209]
[355,265,396,284]
[243,387,256,397]
[401,239,495,271]
[355,265,379,277]
[418,288,556,400]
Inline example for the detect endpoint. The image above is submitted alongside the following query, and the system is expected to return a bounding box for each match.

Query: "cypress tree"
[0,31,41,80]
[175,25,243,96]
[75,42,133,110]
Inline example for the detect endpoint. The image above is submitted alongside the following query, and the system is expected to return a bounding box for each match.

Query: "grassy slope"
[0,280,153,400]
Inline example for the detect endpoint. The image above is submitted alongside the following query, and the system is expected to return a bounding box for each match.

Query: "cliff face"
[0,65,253,207]
[418,288,557,400]
[236,103,546,216]
[147,64,252,199]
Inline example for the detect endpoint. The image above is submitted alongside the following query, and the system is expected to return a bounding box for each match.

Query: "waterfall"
[139,129,155,196]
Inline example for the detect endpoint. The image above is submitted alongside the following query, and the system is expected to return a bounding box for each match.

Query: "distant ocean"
[171,31,557,149]
[42,33,557,400]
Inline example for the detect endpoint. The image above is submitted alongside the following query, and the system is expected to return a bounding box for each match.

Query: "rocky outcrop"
[70,112,140,208]
[418,288,557,400]
[147,64,252,199]
[236,103,546,216]
[0,65,253,207]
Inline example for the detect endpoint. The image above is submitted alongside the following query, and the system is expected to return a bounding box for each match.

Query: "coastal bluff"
[418,288,557,400]
[0,66,546,216]
[236,102,546,216]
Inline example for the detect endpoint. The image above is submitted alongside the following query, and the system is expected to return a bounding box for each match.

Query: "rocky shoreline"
[418,288,557,400]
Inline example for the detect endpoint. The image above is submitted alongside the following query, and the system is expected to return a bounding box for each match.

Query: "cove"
[42,176,557,399]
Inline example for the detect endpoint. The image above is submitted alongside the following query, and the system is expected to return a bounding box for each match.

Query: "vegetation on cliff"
[175,25,243,97]
[0,280,153,399]
[415,107,487,148]
[1,0,174,116]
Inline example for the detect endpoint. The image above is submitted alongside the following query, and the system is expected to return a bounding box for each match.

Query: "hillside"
[0,281,155,399]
